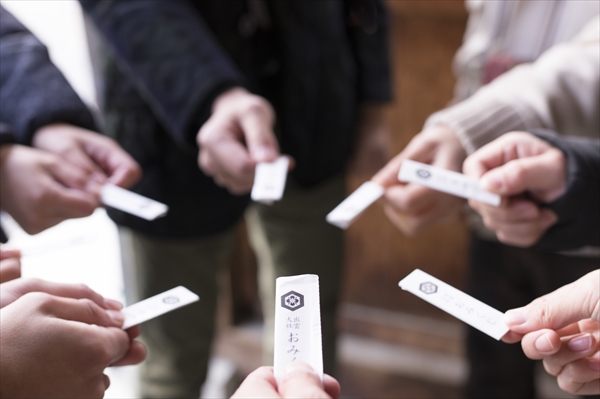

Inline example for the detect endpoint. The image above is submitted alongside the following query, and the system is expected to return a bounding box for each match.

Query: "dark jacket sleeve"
[532,129,600,251]
[0,6,96,144]
[346,0,392,103]
[79,0,246,150]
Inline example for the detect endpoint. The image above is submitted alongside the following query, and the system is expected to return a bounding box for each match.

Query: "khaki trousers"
[121,175,344,398]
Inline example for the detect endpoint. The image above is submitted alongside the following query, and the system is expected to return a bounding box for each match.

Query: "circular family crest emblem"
[281,291,304,311]
[416,169,431,179]
[162,296,180,304]
[419,282,438,294]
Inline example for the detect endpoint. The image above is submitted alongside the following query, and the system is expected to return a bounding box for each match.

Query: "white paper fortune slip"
[326,181,384,229]
[399,269,509,340]
[121,286,199,330]
[251,156,289,204]
[398,159,501,206]
[274,274,323,384]
[101,184,169,221]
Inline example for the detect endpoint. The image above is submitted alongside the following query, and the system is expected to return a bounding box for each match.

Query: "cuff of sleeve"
[424,96,532,154]
[531,129,600,250]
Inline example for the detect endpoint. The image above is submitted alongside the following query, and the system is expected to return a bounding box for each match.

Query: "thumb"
[238,101,279,163]
[279,361,330,399]
[505,270,600,334]
[479,150,565,197]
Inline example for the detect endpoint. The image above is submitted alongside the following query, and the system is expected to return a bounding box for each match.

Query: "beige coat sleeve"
[425,16,599,154]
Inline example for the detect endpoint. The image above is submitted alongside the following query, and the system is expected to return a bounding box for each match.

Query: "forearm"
[0,7,95,144]
[426,17,600,154]
[80,0,246,150]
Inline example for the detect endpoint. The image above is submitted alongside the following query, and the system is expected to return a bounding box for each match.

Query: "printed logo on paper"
[416,169,431,179]
[162,296,180,304]
[419,282,437,294]
[281,291,304,311]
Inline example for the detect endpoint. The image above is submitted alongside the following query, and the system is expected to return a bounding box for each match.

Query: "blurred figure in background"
[373,2,599,397]
[79,0,391,397]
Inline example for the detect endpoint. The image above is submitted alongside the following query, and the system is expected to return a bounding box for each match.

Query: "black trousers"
[465,234,599,399]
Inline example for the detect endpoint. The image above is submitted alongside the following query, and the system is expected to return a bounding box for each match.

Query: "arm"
[0,7,96,144]
[531,130,600,250]
[463,131,599,250]
[425,16,600,154]
[79,0,246,150]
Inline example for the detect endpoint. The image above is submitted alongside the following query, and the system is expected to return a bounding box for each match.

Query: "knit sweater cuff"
[424,97,531,154]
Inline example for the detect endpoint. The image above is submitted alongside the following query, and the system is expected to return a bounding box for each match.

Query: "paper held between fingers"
[101,184,169,220]
[326,181,385,229]
[121,286,199,330]
[251,156,289,204]
[274,274,323,384]
[398,159,501,206]
[399,269,509,340]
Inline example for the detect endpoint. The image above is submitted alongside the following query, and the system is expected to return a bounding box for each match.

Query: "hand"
[0,244,21,283]
[197,87,282,195]
[371,125,467,235]
[502,270,600,395]
[463,132,566,247]
[0,144,100,234]
[231,361,341,399]
[347,104,393,176]
[0,278,122,309]
[33,124,141,189]
[0,292,146,398]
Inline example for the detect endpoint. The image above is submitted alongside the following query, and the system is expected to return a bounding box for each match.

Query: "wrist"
[32,123,71,149]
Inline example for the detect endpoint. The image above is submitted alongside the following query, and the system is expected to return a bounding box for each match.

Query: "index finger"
[0,245,21,260]
[372,138,436,187]
[0,278,108,309]
[239,108,279,163]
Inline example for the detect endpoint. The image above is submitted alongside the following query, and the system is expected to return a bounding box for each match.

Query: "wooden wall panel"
[341,0,469,319]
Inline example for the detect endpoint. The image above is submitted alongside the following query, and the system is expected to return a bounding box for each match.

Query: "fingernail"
[535,334,556,353]
[568,334,592,352]
[284,361,312,375]
[107,310,124,325]
[481,174,503,193]
[504,308,528,326]
[105,298,123,310]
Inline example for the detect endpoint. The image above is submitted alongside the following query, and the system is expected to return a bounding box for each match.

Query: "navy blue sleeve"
[0,6,96,144]
[532,130,600,251]
[79,0,246,150]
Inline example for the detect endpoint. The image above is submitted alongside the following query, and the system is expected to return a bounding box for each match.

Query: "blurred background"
[0,1,573,398]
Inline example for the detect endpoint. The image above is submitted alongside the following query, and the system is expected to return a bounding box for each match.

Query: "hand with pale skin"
[0,144,100,234]
[0,244,21,283]
[371,125,467,235]
[463,132,566,247]
[0,291,146,398]
[231,361,341,399]
[32,124,142,189]
[197,87,292,195]
[502,270,600,396]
